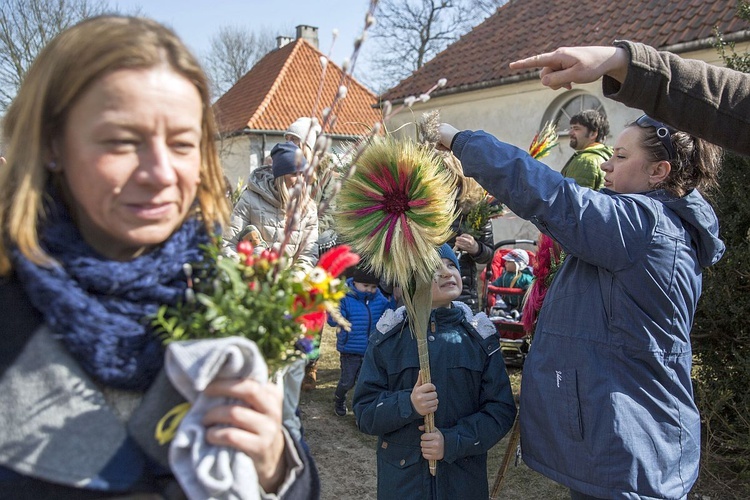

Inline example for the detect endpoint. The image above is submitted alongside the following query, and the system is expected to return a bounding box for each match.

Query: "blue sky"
[115,0,375,74]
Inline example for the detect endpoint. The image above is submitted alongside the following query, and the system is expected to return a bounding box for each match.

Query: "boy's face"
[354,281,379,294]
[432,257,461,308]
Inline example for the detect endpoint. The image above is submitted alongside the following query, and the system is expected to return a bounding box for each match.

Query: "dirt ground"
[298,326,569,500]
[299,327,732,500]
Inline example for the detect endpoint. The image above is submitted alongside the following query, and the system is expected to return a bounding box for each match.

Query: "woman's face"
[432,257,461,308]
[283,172,300,190]
[600,126,654,194]
[58,66,203,260]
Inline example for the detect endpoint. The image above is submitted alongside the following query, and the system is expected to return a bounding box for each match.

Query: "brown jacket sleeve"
[603,40,750,155]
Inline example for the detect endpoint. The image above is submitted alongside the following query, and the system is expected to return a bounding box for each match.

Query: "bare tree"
[203,25,277,99]
[362,0,508,93]
[0,0,112,111]
[471,0,508,18]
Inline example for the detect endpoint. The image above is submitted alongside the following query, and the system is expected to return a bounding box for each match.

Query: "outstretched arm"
[511,42,750,155]
[509,46,629,90]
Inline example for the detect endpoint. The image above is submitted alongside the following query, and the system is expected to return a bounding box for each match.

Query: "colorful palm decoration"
[336,136,456,476]
[336,137,455,284]
[528,121,558,160]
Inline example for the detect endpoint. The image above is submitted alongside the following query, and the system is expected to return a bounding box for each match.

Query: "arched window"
[542,91,607,136]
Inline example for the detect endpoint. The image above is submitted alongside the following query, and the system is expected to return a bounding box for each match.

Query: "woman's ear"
[649,160,671,187]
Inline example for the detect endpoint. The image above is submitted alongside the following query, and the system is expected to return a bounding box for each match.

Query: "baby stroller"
[481,239,536,366]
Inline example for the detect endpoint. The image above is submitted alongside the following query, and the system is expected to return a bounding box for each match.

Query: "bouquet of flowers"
[153,239,359,372]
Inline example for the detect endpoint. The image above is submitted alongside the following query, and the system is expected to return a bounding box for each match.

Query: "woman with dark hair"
[438,114,723,499]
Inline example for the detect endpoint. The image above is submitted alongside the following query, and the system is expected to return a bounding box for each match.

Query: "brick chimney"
[295,25,318,49]
[276,35,293,49]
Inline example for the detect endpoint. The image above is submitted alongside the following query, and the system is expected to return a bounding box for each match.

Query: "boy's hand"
[410,371,438,416]
[418,426,445,461]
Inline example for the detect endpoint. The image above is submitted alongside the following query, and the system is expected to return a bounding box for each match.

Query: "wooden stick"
[404,278,437,476]
[489,415,520,499]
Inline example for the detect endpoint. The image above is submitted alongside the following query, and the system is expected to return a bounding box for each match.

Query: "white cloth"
[273,358,306,442]
[165,337,268,500]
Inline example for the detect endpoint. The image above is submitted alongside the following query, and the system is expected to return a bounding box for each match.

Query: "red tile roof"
[381,0,750,102]
[213,39,381,137]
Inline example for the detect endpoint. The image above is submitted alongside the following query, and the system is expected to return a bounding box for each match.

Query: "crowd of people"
[0,11,739,500]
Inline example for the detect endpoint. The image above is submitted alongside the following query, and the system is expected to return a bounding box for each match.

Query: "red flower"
[317,245,360,277]
[260,249,280,262]
[237,241,254,258]
[298,311,326,331]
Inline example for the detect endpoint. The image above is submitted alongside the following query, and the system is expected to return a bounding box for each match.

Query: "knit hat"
[352,265,380,285]
[437,243,460,272]
[502,248,529,270]
[285,117,322,150]
[271,142,307,179]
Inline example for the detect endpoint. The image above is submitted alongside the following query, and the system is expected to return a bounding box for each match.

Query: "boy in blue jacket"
[329,265,392,417]
[353,244,517,499]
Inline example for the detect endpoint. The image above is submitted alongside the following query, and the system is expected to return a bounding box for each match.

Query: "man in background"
[562,110,612,190]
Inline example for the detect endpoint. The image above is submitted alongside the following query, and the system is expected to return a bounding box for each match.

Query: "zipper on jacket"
[366,297,372,336]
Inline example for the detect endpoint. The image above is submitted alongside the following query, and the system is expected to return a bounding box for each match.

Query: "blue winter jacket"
[452,130,724,500]
[328,278,391,356]
[353,302,516,499]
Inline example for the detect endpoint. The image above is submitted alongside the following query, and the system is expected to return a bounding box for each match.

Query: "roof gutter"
[379,30,750,106]
[227,128,363,141]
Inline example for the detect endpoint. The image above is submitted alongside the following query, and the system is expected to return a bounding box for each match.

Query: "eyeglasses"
[635,115,676,160]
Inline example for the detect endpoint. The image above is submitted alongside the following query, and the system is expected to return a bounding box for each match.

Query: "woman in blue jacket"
[438,118,723,499]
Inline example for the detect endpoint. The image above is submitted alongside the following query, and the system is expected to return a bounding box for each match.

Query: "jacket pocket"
[541,368,584,442]
[377,439,422,470]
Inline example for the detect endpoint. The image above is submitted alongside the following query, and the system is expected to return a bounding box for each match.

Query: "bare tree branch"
[0,0,114,111]
[203,25,277,99]
[362,0,508,93]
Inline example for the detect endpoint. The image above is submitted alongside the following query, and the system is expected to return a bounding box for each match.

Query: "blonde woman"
[223,142,319,268]
[0,16,317,497]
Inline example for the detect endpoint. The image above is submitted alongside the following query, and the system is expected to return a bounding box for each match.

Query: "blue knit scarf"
[12,203,209,391]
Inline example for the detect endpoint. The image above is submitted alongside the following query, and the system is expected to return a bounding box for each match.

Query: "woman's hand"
[438,123,460,151]
[418,426,445,461]
[202,378,287,493]
[509,46,629,90]
[410,371,438,416]
[454,233,479,255]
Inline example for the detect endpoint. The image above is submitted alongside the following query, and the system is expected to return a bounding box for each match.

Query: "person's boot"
[301,362,317,391]
[334,396,347,417]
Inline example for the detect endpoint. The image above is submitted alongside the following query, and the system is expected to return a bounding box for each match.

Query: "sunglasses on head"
[635,115,677,160]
